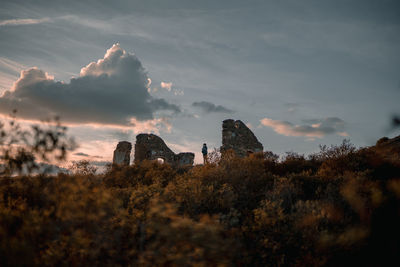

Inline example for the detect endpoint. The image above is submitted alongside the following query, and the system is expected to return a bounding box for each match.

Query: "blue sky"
[1,0,399,164]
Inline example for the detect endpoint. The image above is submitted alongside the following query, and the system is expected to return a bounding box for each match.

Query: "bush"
[1,120,399,266]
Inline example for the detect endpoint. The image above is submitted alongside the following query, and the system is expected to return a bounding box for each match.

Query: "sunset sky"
[1,0,399,165]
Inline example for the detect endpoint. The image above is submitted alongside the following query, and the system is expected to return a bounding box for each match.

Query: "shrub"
[1,117,399,266]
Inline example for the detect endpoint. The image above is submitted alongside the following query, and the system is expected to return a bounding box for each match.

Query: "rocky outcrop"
[351,134,400,162]
[376,135,400,150]
[220,119,263,157]
[134,134,194,167]
[112,141,132,165]
[373,135,400,159]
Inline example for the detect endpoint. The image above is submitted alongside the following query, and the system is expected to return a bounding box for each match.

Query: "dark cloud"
[192,101,233,114]
[260,117,347,138]
[73,152,103,159]
[73,152,90,157]
[0,44,180,126]
[392,115,400,128]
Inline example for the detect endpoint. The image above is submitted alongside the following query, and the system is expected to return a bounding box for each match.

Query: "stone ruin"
[112,141,132,166]
[134,134,195,167]
[220,119,263,157]
[112,119,264,166]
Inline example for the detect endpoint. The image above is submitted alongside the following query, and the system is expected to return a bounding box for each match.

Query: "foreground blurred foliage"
[1,118,399,266]
[0,111,75,176]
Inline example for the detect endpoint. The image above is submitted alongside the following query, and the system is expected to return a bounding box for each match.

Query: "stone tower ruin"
[220,119,263,157]
[112,141,132,165]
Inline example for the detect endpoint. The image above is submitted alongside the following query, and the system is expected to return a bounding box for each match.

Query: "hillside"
[1,137,399,266]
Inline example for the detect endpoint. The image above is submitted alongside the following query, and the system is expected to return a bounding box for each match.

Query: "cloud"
[0,18,50,26]
[260,117,347,138]
[284,102,300,113]
[153,82,183,96]
[73,152,90,157]
[173,89,184,96]
[161,82,172,91]
[129,117,172,134]
[0,44,180,126]
[0,57,27,92]
[192,101,233,114]
[0,57,26,74]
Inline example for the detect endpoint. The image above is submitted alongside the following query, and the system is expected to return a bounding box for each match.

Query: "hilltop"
[1,132,399,266]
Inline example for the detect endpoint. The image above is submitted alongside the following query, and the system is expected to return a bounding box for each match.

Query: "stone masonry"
[134,133,194,167]
[220,119,263,157]
[112,141,132,165]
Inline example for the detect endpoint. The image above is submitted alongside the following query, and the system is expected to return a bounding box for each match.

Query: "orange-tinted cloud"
[260,117,347,138]
[0,18,50,27]
[160,82,172,91]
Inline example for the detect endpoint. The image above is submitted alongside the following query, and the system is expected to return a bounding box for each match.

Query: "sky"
[1,0,399,165]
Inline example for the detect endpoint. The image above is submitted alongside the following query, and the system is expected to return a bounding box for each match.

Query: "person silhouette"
[202,143,208,164]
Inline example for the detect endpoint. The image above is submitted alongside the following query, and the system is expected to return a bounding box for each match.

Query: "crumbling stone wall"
[134,133,194,167]
[220,119,263,157]
[112,141,132,165]
[176,152,195,166]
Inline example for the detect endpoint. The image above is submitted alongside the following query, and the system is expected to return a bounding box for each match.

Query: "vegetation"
[0,118,399,266]
[0,111,75,176]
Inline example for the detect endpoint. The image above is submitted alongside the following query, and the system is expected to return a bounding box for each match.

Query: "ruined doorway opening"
[156,157,165,164]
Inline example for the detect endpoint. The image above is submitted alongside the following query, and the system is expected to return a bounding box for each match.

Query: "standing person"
[202,143,208,164]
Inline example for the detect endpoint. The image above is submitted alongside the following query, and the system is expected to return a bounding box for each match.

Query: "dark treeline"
[1,138,400,266]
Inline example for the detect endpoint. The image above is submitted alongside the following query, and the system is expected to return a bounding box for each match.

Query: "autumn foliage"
[1,120,400,266]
